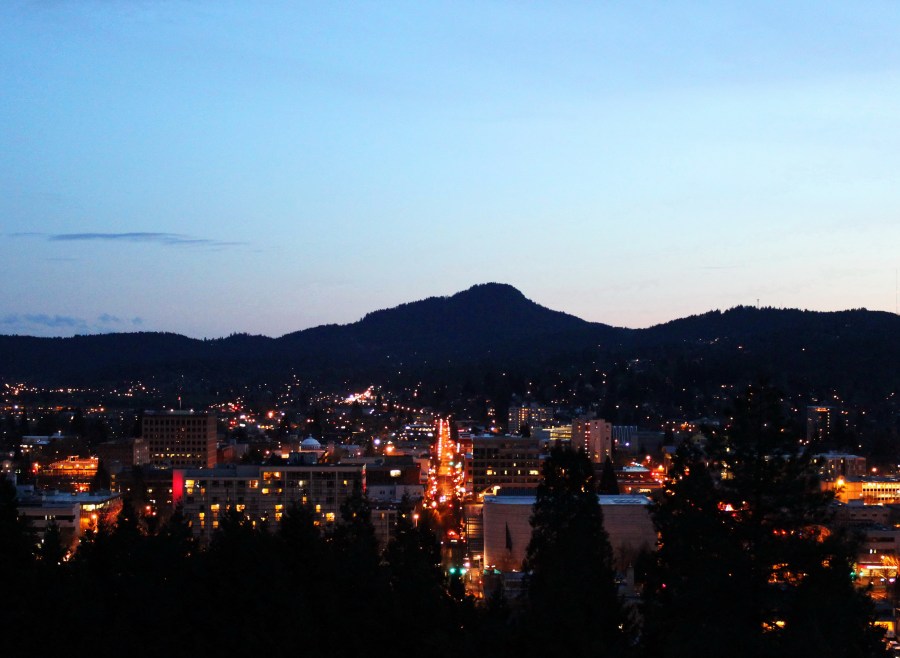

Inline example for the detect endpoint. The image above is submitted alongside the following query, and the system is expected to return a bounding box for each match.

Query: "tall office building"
[572,417,612,463]
[806,406,836,444]
[508,405,553,434]
[143,410,217,469]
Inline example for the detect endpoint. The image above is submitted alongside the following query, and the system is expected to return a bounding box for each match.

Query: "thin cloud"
[0,313,145,336]
[48,232,244,248]
[1,314,87,330]
[10,231,244,249]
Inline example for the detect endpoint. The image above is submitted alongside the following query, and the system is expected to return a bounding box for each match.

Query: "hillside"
[0,286,897,410]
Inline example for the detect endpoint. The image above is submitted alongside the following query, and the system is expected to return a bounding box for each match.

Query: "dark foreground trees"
[642,384,885,658]
[520,446,634,657]
[1,388,888,658]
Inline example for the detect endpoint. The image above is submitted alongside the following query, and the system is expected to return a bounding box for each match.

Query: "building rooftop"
[484,494,651,506]
[144,410,211,416]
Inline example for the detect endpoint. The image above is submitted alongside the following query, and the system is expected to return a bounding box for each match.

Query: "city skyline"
[3,2,900,338]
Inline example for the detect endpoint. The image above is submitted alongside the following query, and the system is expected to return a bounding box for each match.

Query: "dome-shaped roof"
[300,436,322,448]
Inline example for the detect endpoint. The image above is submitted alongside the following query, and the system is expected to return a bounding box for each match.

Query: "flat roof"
[144,410,212,416]
[484,494,651,506]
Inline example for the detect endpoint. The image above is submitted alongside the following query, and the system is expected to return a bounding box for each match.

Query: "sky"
[2,1,899,338]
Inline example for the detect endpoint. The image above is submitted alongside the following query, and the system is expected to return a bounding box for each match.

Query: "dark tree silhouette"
[521,446,632,657]
[599,455,620,495]
[642,384,885,658]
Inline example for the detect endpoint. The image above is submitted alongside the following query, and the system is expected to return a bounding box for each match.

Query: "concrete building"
[174,462,365,541]
[508,405,553,434]
[827,477,900,504]
[616,465,664,495]
[807,405,846,444]
[572,417,613,463]
[482,493,655,573]
[366,458,423,503]
[143,410,217,469]
[531,425,573,445]
[816,452,867,479]
[15,485,121,544]
[471,435,542,495]
[96,438,150,470]
[36,456,98,493]
[833,500,891,526]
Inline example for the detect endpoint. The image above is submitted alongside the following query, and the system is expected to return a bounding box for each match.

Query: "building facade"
[143,410,217,469]
[471,435,542,495]
[174,463,365,541]
[571,417,613,463]
[816,452,867,479]
[482,493,655,573]
[508,405,554,434]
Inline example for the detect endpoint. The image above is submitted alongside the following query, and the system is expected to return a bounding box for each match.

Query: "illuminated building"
[464,500,484,563]
[37,456,98,492]
[815,452,867,479]
[19,432,73,456]
[471,435,541,495]
[174,463,365,541]
[143,410,217,469]
[507,405,553,434]
[531,425,572,444]
[806,405,844,444]
[365,459,423,502]
[616,465,664,495]
[849,525,900,597]
[827,477,900,504]
[15,485,121,542]
[571,417,612,463]
[398,424,435,442]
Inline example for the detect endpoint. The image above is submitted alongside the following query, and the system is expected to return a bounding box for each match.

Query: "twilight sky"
[2,1,899,338]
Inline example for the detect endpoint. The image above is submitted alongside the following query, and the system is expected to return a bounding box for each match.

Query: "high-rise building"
[508,405,553,434]
[806,406,838,444]
[143,410,217,469]
[572,417,612,463]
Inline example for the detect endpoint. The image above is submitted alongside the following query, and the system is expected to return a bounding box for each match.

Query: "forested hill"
[0,284,898,406]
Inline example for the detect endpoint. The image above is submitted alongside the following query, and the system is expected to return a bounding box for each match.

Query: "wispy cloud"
[1,314,86,330]
[11,232,244,249]
[0,313,145,337]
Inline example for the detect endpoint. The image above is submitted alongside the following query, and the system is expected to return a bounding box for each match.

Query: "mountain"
[278,283,623,364]
[0,283,612,382]
[0,285,898,409]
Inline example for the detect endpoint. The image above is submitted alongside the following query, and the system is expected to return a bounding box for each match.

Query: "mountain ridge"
[0,284,897,401]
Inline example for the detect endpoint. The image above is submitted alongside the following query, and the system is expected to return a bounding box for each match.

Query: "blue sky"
[2,1,899,337]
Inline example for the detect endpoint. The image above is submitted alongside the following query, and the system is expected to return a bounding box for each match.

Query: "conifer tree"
[521,446,632,657]
[384,500,452,651]
[642,384,885,658]
[599,455,620,495]
[38,520,67,567]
